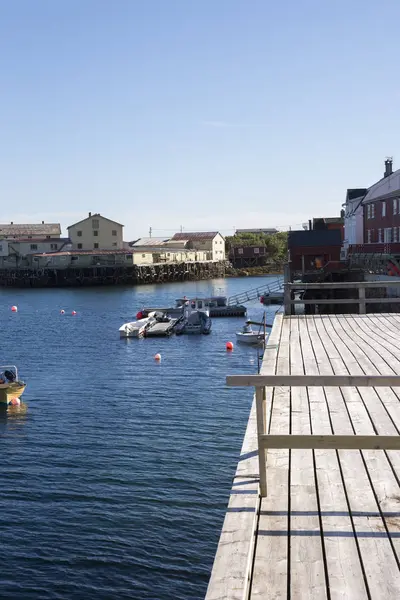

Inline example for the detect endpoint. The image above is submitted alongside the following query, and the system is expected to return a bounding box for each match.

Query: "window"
[394,199,398,215]
[371,203,375,218]
[28,235,32,239]
[142,254,146,258]
[112,242,117,246]
[46,235,51,239]
[394,227,398,243]
[30,244,38,250]
[50,244,58,250]
[384,228,392,243]
[112,230,117,236]
[77,243,82,249]
[93,230,98,236]
[94,243,99,249]
[366,205,370,219]
[77,230,82,237]
[92,219,99,229]
[126,255,132,260]
[71,256,79,261]
[382,201,386,217]
[254,247,260,254]
[378,228,383,243]
[367,230,371,243]
[238,248,243,254]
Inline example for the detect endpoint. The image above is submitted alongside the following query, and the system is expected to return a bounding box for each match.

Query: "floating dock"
[144,318,181,337]
[207,310,400,599]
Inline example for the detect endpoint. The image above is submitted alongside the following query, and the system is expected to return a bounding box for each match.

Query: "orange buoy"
[11,305,18,312]
[60,309,65,314]
[154,353,161,361]
[226,341,234,351]
[72,310,77,316]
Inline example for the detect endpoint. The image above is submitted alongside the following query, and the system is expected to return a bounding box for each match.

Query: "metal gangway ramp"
[226,277,283,306]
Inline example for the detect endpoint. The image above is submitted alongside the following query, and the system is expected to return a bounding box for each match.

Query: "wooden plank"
[255,386,267,497]
[316,315,400,597]
[226,374,400,388]
[288,281,400,289]
[251,315,289,598]
[300,316,367,599]
[337,315,400,564]
[290,297,400,305]
[288,316,328,600]
[260,434,400,450]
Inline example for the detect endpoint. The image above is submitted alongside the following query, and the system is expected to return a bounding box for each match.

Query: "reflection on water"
[0,403,28,432]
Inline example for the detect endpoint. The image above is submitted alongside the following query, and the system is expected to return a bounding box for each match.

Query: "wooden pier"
[0,260,225,288]
[206,310,400,599]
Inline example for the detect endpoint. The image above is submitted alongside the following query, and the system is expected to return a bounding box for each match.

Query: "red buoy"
[72,310,77,316]
[11,305,18,312]
[136,311,143,320]
[226,341,234,351]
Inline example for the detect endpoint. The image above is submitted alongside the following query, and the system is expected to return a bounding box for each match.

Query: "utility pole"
[180,224,183,233]
[149,226,152,238]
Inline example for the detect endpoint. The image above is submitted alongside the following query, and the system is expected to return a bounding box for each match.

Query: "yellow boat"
[0,366,26,407]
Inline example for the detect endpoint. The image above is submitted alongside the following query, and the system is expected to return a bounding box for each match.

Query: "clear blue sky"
[1,0,400,240]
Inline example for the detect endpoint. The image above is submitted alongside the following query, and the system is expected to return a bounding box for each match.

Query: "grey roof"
[171,231,220,241]
[130,237,170,247]
[236,228,278,234]
[288,230,342,248]
[0,223,61,237]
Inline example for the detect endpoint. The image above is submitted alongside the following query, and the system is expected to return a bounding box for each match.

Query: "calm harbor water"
[0,276,281,600]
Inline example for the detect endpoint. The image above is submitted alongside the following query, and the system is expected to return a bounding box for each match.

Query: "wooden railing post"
[359,286,366,314]
[284,283,291,315]
[255,386,267,497]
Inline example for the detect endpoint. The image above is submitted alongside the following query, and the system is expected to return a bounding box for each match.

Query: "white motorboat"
[175,299,212,335]
[236,322,266,345]
[119,312,156,338]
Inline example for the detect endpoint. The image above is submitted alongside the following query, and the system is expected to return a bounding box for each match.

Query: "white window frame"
[378,228,383,243]
[393,227,398,243]
[394,198,398,215]
[367,229,371,243]
[367,204,371,219]
[384,227,392,243]
[382,201,386,217]
[371,203,375,218]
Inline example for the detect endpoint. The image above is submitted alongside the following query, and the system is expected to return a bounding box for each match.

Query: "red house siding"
[364,198,400,244]
[290,245,341,272]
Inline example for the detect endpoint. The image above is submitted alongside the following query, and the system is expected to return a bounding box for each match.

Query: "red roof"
[171,232,220,241]
[6,237,70,243]
[34,249,133,257]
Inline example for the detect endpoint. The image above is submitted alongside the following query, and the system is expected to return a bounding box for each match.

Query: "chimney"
[10,221,13,225]
[308,219,312,230]
[89,212,92,217]
[42,220,44,224]
[384,157,393,178]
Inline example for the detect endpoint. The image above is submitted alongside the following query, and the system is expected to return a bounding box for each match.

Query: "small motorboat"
[0,366,26,407]
[175,299,212,335]
[236,321,266,345]
[119,312,156,338]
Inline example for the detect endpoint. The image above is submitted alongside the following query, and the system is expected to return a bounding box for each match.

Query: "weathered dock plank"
[251,315,289,599]
[205,315,283,600]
